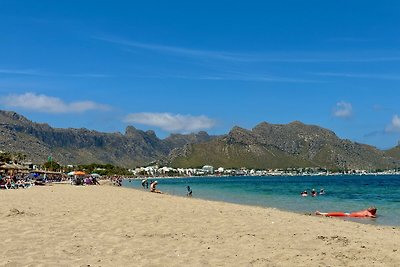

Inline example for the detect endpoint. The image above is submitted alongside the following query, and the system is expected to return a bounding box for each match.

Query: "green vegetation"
[42,160,61,171]
[0,149,131,175]
[0,151,27,163]
[386,146,400,160]
[70,163,131,176]
[171,141,316,169]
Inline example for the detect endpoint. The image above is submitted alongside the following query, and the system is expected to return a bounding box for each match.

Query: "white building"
[202,165,214,174]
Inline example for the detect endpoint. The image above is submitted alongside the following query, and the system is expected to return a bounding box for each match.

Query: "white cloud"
[94,35,400,63]
[123,112,216,133]
[385,115,400,133]
[0,68,41,75]
[314,72,400,81]
[0,68,112,78]
[333,101,353,118]
[94,35,247,62]
[0,92,110,113]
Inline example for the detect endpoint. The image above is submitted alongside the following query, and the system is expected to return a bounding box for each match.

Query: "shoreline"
[123,175,400,227]
[1,184,399,266]
[126,173,400,181]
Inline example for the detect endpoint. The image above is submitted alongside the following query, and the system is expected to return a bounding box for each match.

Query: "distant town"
[2,151,400,178]
[128,165,400,178]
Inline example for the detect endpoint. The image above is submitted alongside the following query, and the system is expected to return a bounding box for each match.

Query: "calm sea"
[122,175,400,227]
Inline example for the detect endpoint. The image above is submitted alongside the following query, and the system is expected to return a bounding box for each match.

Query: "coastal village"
[2,147,400,188]
[129,165,400,177]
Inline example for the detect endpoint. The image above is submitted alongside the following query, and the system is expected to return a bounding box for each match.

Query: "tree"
[14,152,27,163]
[0,151,27,163]
[42,160,61,171]
[0,152,12,163]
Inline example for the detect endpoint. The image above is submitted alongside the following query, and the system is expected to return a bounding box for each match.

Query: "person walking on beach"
[315,207,377,218]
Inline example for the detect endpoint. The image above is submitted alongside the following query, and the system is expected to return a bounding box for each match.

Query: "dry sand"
[0,183,399,267]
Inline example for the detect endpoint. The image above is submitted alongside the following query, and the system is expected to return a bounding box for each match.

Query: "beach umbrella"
[90,173,100,177]
[74,171,86,175]
[0,163,17,170]
[67,171,75,176]
[1,162,27,171]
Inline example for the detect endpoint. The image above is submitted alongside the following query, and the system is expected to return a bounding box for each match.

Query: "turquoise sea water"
[122,175,400,227]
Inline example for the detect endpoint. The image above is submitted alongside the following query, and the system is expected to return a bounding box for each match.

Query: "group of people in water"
[301,188,325,197]
[299,187,377,218]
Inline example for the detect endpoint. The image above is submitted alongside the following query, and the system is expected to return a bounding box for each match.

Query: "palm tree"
[14,152,27,163]
[0,151,12,163]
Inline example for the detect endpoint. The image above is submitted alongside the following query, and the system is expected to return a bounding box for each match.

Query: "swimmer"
[311,189,317,197]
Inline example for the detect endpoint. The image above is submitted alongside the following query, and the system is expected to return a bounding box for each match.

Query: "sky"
[1,1,400,149]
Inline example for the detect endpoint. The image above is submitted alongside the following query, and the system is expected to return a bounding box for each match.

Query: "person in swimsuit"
[186,186,192,197]
[141,179,147,189]
[150,181,163,194]
[311,189,317,197]
[315,207,377,218]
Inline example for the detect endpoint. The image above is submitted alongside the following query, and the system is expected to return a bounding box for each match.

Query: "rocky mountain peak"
[145,130,157,139]
[2,110,400,169]
[227,126,254,144]
[0,110,31,125]
[289,120,305,126]
[125,126,138,136]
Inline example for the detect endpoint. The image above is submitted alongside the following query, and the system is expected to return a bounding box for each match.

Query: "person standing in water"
[141,179,148,189]
[186,186,193,197]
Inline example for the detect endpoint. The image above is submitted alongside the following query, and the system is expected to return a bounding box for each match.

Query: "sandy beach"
[0,184,399,267]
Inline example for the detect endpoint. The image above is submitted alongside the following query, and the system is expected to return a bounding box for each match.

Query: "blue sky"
[1,1,400,149]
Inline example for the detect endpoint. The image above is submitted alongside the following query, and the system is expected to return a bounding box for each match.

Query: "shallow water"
[123,175,400,227]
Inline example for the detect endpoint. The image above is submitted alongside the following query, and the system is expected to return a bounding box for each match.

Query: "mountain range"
[1,110,400,170]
